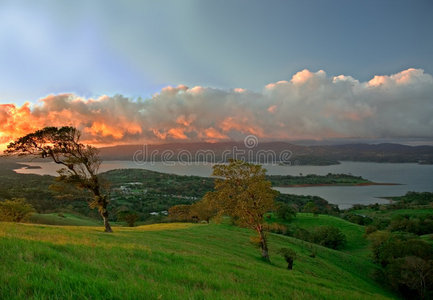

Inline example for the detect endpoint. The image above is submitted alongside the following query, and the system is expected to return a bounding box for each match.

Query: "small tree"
[279,248,297,270]
[275,202,296,221]
[190,194,217,223]
[208,160,277,261]
[5,127,113,232]
[303,201,319,216]
[119,212,139,227]
[168,204,192,222]
[387,256,433,299]
[0,198,35,222]
[311,226,346,250]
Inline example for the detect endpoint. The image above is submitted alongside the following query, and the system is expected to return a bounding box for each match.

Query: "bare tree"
[5,126,113,232]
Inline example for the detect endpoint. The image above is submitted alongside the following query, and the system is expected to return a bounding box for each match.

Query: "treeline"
[0,161,74,213]
[341,192,433,298]
[276,194,340,215]
[343,192,433,235]
[168,193,339,223]
[367,230,433,298]
[268,173,370,186]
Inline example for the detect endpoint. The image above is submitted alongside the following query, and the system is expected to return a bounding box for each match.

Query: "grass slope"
[0,222,395,299]
[353,208,433,219]
[288,213,369,257]
[29,213,102,226]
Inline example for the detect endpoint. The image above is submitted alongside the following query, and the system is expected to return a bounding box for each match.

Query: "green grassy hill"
[289,213,370,257]
[0,222,395,299]
[29,213,102,226]
[352,207,433,219]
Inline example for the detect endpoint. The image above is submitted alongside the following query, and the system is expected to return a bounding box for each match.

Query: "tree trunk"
[101,210,113,232]
[92,191,113,233]
[258,227,270,261]
[287,258,294,270]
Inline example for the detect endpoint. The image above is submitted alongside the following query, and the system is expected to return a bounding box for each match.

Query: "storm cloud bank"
[1,68,433,147]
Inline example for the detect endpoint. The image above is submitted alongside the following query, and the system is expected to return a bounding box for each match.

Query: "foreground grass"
[0,222,395,299]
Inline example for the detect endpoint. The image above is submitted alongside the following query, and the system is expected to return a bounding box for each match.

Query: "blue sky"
[1,0,432,105]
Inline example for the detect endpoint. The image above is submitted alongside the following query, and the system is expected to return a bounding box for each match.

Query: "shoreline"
[275,182,401,188]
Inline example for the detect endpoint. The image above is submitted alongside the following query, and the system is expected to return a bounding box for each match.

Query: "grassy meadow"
[0,219,396,300]
[287,213,370,257]
[28,213,102,226]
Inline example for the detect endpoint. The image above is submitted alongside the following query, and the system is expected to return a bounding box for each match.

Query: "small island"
[267,173,399,187]
[24,165,42,170]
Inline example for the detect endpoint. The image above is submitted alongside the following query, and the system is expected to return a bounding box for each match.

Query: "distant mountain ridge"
[98,142,433,165]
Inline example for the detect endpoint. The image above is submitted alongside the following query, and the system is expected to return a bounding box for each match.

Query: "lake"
[14,161,433,209]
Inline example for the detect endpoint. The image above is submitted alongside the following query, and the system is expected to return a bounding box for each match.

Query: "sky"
[1,0,433,147]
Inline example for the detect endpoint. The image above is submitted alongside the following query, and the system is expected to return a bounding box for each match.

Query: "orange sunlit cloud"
[167,128,188,140]
[1,68,432,151]
[204,127,228,139]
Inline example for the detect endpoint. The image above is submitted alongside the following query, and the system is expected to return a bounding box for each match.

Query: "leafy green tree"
[386,256,433,299]
[303,201,319,216]
[190,193,218,223]
[208,160,277,261]
[5,127,113,232]
[368,230,433,297]
[275,202,296,221]
[0,198,35,222]
[311,226,346,250]
[118,211,140,227]
[168,204,192,222]
[368,231,433,267]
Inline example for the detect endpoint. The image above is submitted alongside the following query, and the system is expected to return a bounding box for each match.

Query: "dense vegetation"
[0,161,72,213]
[344,192,433,235]
[0,198,35,222]
[268,173,371,186]
[0,160,343,223]
[341,192,433,298]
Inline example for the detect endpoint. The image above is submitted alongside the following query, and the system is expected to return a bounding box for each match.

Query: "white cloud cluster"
[1,68,432,147]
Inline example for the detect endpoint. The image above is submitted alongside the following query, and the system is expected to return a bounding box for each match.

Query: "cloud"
[1,68,433,148]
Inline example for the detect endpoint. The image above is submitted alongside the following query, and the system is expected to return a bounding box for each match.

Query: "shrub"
[279,248,297,270]
[121,212,140,227]
[0,198,35,222]
[343,213,373,226]
[311,226,346,250]
[371,218,391,230]
[368,231,433,267]
[293,227,312,242]
[275,202,296,221]
[303,201,319,215]
[168,204,192,222]
[286,225,346,250]
[369,231,433,298]
[388,215,433,235]
[365,225,378,235]
[308,245,317,258]
[386,256,433,299]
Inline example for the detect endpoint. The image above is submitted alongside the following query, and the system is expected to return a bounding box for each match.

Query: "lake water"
[14,161,433,209]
